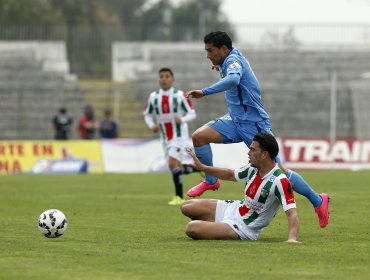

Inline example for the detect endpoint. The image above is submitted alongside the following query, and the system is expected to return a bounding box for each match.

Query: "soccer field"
[0,171,369,280]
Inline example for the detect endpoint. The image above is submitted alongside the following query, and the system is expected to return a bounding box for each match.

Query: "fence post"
[329,68,337,164]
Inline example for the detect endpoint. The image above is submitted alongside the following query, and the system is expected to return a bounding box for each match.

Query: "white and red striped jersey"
[234,164,296,235]
[143,87,196,144]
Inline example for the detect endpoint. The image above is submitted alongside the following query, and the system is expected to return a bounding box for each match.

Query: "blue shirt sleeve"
[202,73,240,95]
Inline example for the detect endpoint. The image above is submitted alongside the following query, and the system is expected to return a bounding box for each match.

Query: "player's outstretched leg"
[186,144,220,197]
[287,170,330,228]
[168,167,185,205]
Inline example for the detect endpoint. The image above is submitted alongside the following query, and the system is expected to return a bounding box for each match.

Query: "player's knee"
[185,221,202,239]
[169,163,181,172]
[168,157,181,171]
[192,129,208,146]
[180,200,193,216]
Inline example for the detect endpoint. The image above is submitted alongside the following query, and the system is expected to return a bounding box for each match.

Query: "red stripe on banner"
[161,95,170,113]
[280,177,295,205]
[164,122,173,141]
[246,174,262,198]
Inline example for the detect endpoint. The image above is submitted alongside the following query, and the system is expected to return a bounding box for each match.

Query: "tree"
[0,0,59,24]
[0,0,234,77]
[171,0,234,41]
[135,0,173,41]
[130,0,234,41]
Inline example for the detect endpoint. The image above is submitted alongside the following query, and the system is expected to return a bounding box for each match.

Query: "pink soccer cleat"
[314,193,330,228]
[187,179,220,197]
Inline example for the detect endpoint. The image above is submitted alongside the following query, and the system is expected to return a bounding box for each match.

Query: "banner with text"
[102,138,370,172]
[0,140,103,175]
[1,138,369,174]
[279,138,370,170]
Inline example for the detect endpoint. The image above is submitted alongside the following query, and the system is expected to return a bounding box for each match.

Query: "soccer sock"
[182,164,194,174]
[287,170,322,207]
[171,167,183,198]
[194,145,217,185]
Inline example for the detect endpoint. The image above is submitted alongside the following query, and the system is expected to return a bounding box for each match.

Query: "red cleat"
[314,193,330,228]
[187,179,220,197]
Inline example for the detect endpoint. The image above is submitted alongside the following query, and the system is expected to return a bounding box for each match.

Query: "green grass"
[0,171,369,280]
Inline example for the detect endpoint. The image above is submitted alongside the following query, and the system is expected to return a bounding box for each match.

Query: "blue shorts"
[207,114,280,163]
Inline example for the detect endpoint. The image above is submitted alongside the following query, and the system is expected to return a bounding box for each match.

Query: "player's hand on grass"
[184,90,204,99]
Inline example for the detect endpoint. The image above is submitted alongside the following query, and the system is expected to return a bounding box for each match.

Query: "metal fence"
[1,23,370,78]
[234,23,370,47]
[1,23,370,140]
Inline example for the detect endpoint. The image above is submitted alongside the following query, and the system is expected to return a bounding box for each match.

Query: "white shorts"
[165,140,193,164]
[215,200,258,241]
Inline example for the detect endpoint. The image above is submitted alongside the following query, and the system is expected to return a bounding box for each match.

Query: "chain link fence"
[1,23,370,78]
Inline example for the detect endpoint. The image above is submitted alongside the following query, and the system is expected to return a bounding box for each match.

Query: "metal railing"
[1,23,370,78]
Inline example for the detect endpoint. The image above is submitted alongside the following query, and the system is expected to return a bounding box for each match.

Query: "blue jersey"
[202,48,269,123]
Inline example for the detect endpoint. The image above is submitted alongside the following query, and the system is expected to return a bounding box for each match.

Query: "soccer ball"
[37,209,68,238]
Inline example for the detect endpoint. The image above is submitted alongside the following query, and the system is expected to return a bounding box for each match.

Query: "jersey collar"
[258,164,280,180]
[159,87,174,95]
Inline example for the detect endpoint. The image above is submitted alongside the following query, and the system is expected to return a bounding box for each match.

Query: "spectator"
[79,105,99,139]
[99,109,118,139]
[181,133,299,242]
[52,107,73,140]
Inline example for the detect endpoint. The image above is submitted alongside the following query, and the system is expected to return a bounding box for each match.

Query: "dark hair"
[253,133,279,160]
[59,108,66,114]
[204,31,232,50]
[84,104,93,113]
[159,67,174,78]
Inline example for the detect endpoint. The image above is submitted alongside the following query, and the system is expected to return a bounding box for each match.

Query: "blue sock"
[194,145,217,184]
[287,170,322,207]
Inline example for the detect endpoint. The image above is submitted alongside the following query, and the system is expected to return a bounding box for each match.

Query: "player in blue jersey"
[184,31,329,228]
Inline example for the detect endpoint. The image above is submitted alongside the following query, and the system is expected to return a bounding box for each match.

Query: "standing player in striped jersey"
[181,133,299,241]
[143,68,197,205]
[184,31,329,228]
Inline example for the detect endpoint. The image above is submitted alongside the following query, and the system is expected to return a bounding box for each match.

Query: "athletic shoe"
[168,196,184,205]
[314,193,330,228]
[186,179,220,197]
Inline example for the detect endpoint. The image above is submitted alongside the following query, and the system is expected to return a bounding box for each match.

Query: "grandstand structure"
[113,42,370,139]
[0,42,83,139]
[78,80,151,138]
[1,41,370,140]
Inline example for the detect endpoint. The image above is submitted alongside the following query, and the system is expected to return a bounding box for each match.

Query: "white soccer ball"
[37,209,68,238]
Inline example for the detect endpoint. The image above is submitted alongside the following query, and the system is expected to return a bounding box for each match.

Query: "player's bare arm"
[285,208,300,243]
[184,90,204,99]
[187,148,236,181]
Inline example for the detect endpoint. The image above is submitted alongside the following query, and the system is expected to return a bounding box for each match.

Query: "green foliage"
[0,0,234,77]
[0,171,369,279]
[135,0,173,41]
[0,0,60,24]
[171,0,234,41]
[0,0,120,25]
[0,0,233,40]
